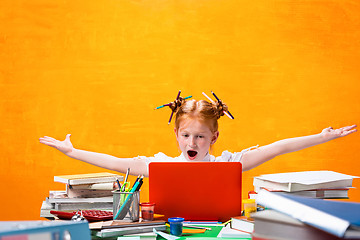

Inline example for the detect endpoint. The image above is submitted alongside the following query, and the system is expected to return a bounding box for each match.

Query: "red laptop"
[149,162,242,222]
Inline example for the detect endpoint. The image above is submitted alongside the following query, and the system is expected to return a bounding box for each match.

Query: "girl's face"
[175,118,219,161]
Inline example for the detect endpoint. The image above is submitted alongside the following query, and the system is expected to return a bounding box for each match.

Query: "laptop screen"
[149,162,242,222]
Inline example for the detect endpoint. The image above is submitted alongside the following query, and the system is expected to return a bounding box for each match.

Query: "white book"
[67,188,113,198]
[54,172,123,185]
[94,225,166,238]
[47,196,113,204]
[69,182,115,190]
[259,187,350,199]
[217,224,252,238]
[40,201,55,218]
[49,190,68,199]
[251,210,338,240]
[253,171,357,192]
[230,216,254,233]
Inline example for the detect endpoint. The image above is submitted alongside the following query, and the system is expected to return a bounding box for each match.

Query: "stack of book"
[89,220,166,239]
[253,170,358,199]
[252,190,360,240]
[40,172,123,219]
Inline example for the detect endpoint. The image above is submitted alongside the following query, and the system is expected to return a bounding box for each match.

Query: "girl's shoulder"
[214,145,259,162]
[213,149,253,162]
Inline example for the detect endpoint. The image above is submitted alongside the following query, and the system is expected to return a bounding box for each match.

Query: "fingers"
[41,136,57,141]
[326,124,357,132]
[342,128,357,137]
[39,138,57,148]
[340,124,357,131]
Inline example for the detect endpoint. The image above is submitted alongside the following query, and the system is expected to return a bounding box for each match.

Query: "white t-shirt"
[140,148,255,167]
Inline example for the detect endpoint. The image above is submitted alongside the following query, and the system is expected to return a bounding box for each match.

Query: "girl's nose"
[189,137,197,148]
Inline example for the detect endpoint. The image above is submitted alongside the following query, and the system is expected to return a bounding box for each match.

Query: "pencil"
[155,95,192,110]
[203,91,234,120]
[168,90,181,124]
[211,91,220,102]
[183,224,212,231]
[155,103,172,110]
[202,92,215,103]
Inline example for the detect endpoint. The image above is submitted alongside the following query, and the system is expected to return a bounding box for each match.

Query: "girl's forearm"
[65,149,149,176]
[271,133,328,155]
[66,149,124,170]
[241,133,328,171]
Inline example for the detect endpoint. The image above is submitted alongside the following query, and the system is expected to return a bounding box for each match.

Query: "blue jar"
[168,217,185,236]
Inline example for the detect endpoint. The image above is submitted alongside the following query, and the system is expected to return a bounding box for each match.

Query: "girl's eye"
[197,135,204,139]
[183,134,189,137]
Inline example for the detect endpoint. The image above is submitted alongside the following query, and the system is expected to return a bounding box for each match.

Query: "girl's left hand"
[321,124,357,140]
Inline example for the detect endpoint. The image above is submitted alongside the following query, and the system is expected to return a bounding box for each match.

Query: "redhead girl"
[39,94,357,177]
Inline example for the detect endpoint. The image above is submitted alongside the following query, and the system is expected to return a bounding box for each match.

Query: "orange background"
[0,0,359,221]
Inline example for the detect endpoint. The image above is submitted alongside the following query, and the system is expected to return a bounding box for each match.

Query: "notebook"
[149,162,242,222]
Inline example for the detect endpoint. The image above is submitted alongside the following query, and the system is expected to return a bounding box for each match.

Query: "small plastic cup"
[243,199,256,218]
[168,217,184,236]
[140,202,155,221]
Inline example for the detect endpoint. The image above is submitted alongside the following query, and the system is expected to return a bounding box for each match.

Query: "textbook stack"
[89,220,166,239]
[252,170,358,199]
[40,172,123,219]
[252,190,360,240]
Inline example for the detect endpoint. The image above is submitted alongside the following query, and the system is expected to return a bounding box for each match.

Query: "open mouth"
[187,150,198,160]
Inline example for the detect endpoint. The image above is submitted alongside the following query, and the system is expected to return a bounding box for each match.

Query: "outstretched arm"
[39,134,149,177]
[240,125,357,171]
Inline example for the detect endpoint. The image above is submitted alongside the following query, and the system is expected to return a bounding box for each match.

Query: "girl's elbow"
[241,165,251,172]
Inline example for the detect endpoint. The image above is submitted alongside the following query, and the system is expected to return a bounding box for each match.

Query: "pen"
[135,175,144,191]
[114,180,141,219]
[124,168,130,183]
[121,168,130,192]
[116,178,122,190]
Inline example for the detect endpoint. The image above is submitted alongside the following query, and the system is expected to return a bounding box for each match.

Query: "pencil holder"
[112,190,140,221]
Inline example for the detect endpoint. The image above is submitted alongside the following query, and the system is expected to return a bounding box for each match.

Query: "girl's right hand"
[39,134,74,154]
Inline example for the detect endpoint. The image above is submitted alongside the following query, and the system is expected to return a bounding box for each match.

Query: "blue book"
[257,190,360,239]
[0,221,90,239]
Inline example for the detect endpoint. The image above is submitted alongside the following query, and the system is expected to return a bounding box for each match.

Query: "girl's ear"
[211,131,219,145]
